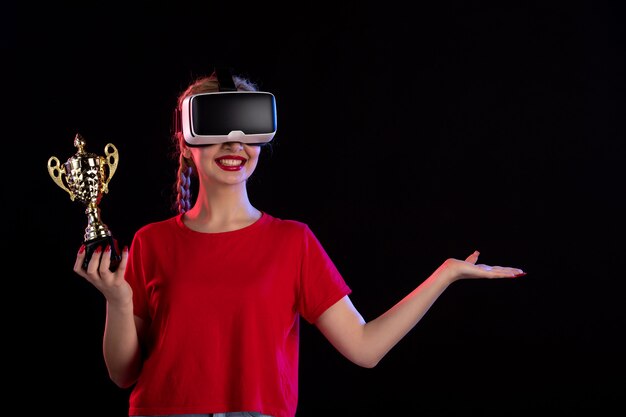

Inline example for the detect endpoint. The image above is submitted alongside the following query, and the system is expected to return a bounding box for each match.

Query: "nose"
[222,141,244,151]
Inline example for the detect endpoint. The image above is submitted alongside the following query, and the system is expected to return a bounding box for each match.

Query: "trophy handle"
[102,143,119,194]
[47,156,75,201]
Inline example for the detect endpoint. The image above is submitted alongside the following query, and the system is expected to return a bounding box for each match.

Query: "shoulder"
[261,212,319,245]
[133,215,179,238]
[263,212,311,234]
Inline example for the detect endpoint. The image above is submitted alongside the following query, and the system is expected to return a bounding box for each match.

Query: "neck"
[183,183,261,233]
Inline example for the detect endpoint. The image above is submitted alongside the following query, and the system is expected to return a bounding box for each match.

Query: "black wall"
[5,1,624,416]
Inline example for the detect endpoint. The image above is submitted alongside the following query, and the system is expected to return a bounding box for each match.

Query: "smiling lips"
[215,155,247,171]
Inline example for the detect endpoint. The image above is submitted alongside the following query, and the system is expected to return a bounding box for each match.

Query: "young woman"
[73,70,525,417]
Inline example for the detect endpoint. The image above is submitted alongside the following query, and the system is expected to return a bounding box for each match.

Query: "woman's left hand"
[440,250,526,283]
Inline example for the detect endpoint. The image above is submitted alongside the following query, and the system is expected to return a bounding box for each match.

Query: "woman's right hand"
[73,244,132,307]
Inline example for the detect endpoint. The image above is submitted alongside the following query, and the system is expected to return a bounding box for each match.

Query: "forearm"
[103,301,142,388]
[360,265,454,367]
[319,253,523,368]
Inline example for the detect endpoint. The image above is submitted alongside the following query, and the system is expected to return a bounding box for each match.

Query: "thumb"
[465,250,480,264]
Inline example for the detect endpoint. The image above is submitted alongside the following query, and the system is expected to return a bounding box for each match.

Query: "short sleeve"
[297,225,352,324]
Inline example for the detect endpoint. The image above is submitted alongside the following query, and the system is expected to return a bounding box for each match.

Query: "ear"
[181,144,192,159]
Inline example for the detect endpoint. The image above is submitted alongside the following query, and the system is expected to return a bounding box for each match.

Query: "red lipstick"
[215,155,247,171]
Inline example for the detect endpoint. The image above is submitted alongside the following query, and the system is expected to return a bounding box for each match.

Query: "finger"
[489,266,526,278]
[509,267,526,277]
[73,244,87,275]
[99,244,113,276]
[500,270,526,278]
[465,250,480,264]
[86,245,104,275]
[497,266,525,277]
[116,245,130,273]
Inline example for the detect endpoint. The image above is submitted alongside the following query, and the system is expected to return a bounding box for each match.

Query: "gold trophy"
[47,133,122,271]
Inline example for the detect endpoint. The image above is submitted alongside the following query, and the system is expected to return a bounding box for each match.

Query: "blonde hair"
[171,71,258,214]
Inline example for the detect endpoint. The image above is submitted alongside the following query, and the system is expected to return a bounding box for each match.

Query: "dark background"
[5,1,624,416]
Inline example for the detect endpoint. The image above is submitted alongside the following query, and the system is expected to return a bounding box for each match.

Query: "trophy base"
[82,235,122,272]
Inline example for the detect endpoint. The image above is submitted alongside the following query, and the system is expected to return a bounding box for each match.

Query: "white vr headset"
[174,68,278,146]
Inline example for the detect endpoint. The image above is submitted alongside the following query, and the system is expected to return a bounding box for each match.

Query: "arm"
[73,244,144,388]
[315,251,525,368]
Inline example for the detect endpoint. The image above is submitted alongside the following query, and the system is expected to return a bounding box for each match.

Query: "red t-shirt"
[124,212,352,417]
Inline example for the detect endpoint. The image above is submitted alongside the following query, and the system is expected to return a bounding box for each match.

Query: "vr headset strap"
[215,67,237,91]
[173,107,181,136]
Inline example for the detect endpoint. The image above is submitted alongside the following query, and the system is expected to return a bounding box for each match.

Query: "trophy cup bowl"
[47,133,122,271]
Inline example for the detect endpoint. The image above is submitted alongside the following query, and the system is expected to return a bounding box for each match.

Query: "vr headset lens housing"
[181,91,277,145]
